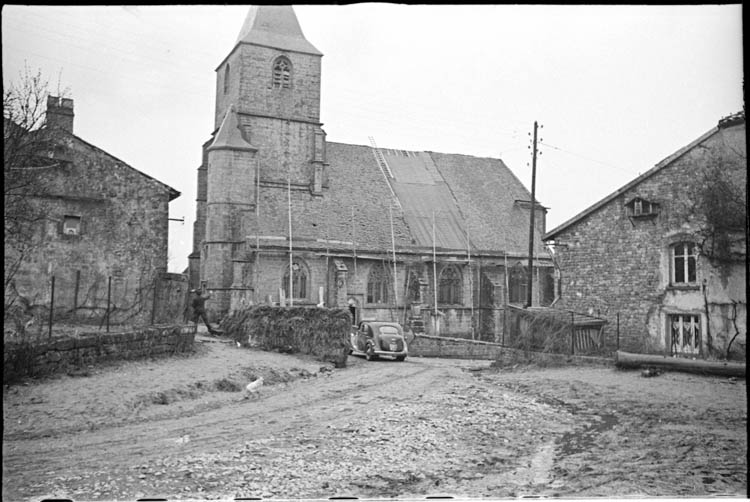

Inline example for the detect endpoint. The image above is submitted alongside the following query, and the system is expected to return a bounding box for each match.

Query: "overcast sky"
[2,4,744,273]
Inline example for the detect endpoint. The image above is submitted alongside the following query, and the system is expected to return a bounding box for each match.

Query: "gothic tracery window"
[272,57,292,89]
[367,263,389,304]
[282,261,308,300]
[438,266,462,305]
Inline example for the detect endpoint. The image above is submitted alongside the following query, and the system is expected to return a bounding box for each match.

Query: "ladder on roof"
[368,136,402,211]
[369,136,394,178]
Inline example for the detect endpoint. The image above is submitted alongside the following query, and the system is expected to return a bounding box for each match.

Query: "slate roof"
[234,5,322,56]
[247,142,548,259]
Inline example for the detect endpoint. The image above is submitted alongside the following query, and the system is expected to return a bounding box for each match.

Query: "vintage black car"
[349,321,408,361]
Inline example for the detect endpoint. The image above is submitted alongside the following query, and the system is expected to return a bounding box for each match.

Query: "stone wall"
[3,325,196,384]
[408,333,613,367]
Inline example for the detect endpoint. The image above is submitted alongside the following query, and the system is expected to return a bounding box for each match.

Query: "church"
[188,5,554,340]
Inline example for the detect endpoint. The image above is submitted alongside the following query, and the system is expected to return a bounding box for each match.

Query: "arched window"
[438,266,462,304]
[367,263,389,304]
[671,242,697,284]
[406,272,420,303]
[272,57,292,89]
[508,264,528,304]
[282,261,308,300]
[224,64,230,94]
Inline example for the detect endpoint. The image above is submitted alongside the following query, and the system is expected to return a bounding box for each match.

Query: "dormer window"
[272,57,292,89]
[626,197,659,220]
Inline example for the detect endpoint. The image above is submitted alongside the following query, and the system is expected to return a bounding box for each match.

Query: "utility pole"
[526,121,539,308]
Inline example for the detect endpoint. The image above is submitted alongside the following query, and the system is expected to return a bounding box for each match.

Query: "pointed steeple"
[235,5,322,56]
[208,105,256,152]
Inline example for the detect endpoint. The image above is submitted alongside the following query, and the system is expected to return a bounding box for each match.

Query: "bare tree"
[4,67,65,319]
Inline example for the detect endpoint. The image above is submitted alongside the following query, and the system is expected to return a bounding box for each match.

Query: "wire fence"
[4,269,189,341]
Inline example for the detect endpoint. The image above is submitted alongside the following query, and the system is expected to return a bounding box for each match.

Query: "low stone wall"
[4,325,196,383]
[409,333,613,367]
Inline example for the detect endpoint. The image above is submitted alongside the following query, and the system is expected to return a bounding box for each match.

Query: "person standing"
[191,288,219,335]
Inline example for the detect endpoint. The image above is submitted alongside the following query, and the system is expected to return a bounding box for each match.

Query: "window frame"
[438,265,462,305]
[282,260,308,301]
[508,265,528,305]
[62,215,82,237]
[272,56,292,89]
[671,242,698,285]
[366,263,389,305]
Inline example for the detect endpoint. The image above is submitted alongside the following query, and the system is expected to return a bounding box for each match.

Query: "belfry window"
[272,57,292,89]
[224,64,230,94]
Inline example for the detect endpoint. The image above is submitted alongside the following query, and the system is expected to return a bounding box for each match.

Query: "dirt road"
[3,335,747,500]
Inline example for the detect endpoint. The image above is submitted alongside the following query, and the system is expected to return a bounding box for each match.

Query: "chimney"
[46,95,74,133]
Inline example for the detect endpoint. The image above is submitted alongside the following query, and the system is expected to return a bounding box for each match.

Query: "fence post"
[48,275,56,339]
[616,312,620,351]
[73,270,80,311]
[570,311,575,355]
[106,276,112,333]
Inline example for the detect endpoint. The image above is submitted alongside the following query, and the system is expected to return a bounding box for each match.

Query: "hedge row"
[219,306,351,367]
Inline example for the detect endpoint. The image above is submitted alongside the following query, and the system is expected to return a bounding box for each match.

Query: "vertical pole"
[106,276,112,333]
[151,279,157,325]
[570,311,575,355]
[467,224,474,340]
[325,220,330,307]
[432,210,438,335]
[526,121,539,308]
[616,312,620,351]
[288,168,293,307]
[389,204,398,312]
[48,275,55,339]
[73,270,80,311]
[255,156,260,305]
[353,210,358,279]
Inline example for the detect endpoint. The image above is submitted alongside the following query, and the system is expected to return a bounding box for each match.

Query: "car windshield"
[378,326,401,336]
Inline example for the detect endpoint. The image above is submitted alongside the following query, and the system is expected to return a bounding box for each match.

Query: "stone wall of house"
[550,123,746,358]
[3,325,196,383]
[9,135,175,325]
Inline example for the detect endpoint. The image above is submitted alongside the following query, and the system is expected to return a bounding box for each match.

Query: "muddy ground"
[3,333,747,500]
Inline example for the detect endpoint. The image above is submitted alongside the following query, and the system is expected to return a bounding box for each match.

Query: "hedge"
[219,306,351,367]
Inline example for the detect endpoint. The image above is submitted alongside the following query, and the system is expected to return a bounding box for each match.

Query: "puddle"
[557,413,619,456]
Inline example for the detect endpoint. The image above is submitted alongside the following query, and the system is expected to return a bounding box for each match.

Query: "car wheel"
[365,342,377,361]
[395,355,406,362]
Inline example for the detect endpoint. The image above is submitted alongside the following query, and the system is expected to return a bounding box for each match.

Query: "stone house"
[189,6,554,340]
[6,96,184,326]
[543,111,746,360]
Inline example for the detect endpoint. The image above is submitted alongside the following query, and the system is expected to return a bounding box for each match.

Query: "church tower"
[190,6,327,315]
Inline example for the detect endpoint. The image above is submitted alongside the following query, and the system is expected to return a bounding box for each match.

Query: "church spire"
[235,5,322,56]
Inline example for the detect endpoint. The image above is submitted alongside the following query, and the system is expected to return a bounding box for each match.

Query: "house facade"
[5,96,183,326]
[544,112,746,360]
[189,6,554,340]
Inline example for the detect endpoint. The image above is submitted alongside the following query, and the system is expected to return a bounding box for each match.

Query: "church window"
[224,64,230,94]
[367,263,389,304]
[272,57,292,89]
[282,261,308,300]
[508,264,528,304]
[438,266,462,305]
